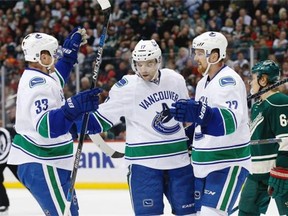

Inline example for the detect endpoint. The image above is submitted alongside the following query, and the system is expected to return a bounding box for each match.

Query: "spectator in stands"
[257,36,271,61]
[277,7,288,31]
[80,76,90,91]
[236,8,252,26]
[272,30,288,64]
[221,18,234,34]
[180,10,195,29]
[175,47,189,72]
[81,45,96,77]
[233,51,249,69]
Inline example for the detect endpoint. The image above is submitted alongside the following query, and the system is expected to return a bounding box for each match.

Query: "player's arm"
[268,106,288,198]
[170,99,236,136]
[36,88,101,138]
[54,27,88,85]
[170,91,246,137]
[73,79,128,135]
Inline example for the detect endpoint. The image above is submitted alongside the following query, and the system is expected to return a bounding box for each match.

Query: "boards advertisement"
[4,141,128,189]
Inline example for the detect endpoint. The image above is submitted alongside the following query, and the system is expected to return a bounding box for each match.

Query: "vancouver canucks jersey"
[250,92,288,179]
[92,69,190,169]
[8,68,74,170]
[192,65,251,178]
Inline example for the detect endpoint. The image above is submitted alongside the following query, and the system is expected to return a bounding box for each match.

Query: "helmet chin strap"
[203,55,222,76]
[151,70,159,81]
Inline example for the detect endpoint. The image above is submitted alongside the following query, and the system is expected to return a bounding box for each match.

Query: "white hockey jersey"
[8,68,74,170]
[192,65,251,178]
[94,69,191,169]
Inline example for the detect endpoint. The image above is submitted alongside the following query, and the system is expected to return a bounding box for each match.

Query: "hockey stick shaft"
[250,138,283,145]
[64,1,111,215]
[247,77,288,101]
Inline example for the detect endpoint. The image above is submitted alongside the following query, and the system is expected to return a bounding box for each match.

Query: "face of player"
[250,73,261,95]
[40,51,54,68]
[193,49,208,74]
[135,59,158,81]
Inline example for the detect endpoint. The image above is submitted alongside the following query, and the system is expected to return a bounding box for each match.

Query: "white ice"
[6,188,279,215]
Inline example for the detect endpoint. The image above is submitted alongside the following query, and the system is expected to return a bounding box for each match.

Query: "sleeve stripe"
[54,68,65,88]
[94,111,113,131]
[37,113,50,138]
[220,108,237,135]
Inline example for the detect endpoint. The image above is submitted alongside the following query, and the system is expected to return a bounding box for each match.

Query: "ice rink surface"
[6,188,279,216]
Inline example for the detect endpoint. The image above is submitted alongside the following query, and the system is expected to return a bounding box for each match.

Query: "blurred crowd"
[1,0,288,140]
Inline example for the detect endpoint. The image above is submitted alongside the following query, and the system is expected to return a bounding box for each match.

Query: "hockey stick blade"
[89,134,124,158]
[247,77,288,101]
[97,0,111,10]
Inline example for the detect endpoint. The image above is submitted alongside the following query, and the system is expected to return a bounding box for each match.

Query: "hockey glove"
[62,27,88,64]
[170,99,213,126]
[61,88,102,121]
[268,167,288,198]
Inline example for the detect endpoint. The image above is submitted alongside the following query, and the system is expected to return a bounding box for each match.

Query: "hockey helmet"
[131,39,161,72]
[21,33,58,63]
[251,60,280,83]
[192,31,228,60]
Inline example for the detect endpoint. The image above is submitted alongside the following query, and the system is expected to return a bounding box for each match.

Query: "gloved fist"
[268,167,288,198]
[170,99,213,126]
[62,88,102,121]
[62,27,88,64]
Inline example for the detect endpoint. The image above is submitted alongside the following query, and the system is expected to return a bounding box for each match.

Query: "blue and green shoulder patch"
[219,76,236,87]
[29,77,46,88]
[115,77,128,88]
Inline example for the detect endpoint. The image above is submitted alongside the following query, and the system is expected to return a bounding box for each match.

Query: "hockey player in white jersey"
[7,28,101,215]
[83,39,196,215]
[170,32,251,216]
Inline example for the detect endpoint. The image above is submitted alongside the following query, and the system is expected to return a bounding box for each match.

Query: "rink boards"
[4,141,128,189]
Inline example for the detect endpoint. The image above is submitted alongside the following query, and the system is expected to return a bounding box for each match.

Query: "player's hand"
[62,88,102,121]
[62,27,88,64]
[268,167,288,198]
[170,99,212,126]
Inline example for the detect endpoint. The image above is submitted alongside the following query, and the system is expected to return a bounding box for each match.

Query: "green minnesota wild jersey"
[250,92,288,179]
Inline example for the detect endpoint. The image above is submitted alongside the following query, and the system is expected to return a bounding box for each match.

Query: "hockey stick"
[247,77,288,101]
[63,1,111,215]
[89,134,124,158]
[250,138,283,145]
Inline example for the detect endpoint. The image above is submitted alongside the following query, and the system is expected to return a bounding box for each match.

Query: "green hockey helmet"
[251,60,280,83]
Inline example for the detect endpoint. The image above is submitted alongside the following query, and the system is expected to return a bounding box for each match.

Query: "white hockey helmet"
[21,33,58,63]
[192,31,228,60]
[131,39,162,72]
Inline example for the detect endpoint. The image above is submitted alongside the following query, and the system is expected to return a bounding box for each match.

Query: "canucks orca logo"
[29,77,46,88]
[152,103,180,135]
[219,76,236,87]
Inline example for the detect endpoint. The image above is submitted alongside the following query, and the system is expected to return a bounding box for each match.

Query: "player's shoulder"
[267,92,288,106]
[217,65,243,86]
[112,74,136,90]
[19,68,49,88]
[160,68,184,81]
